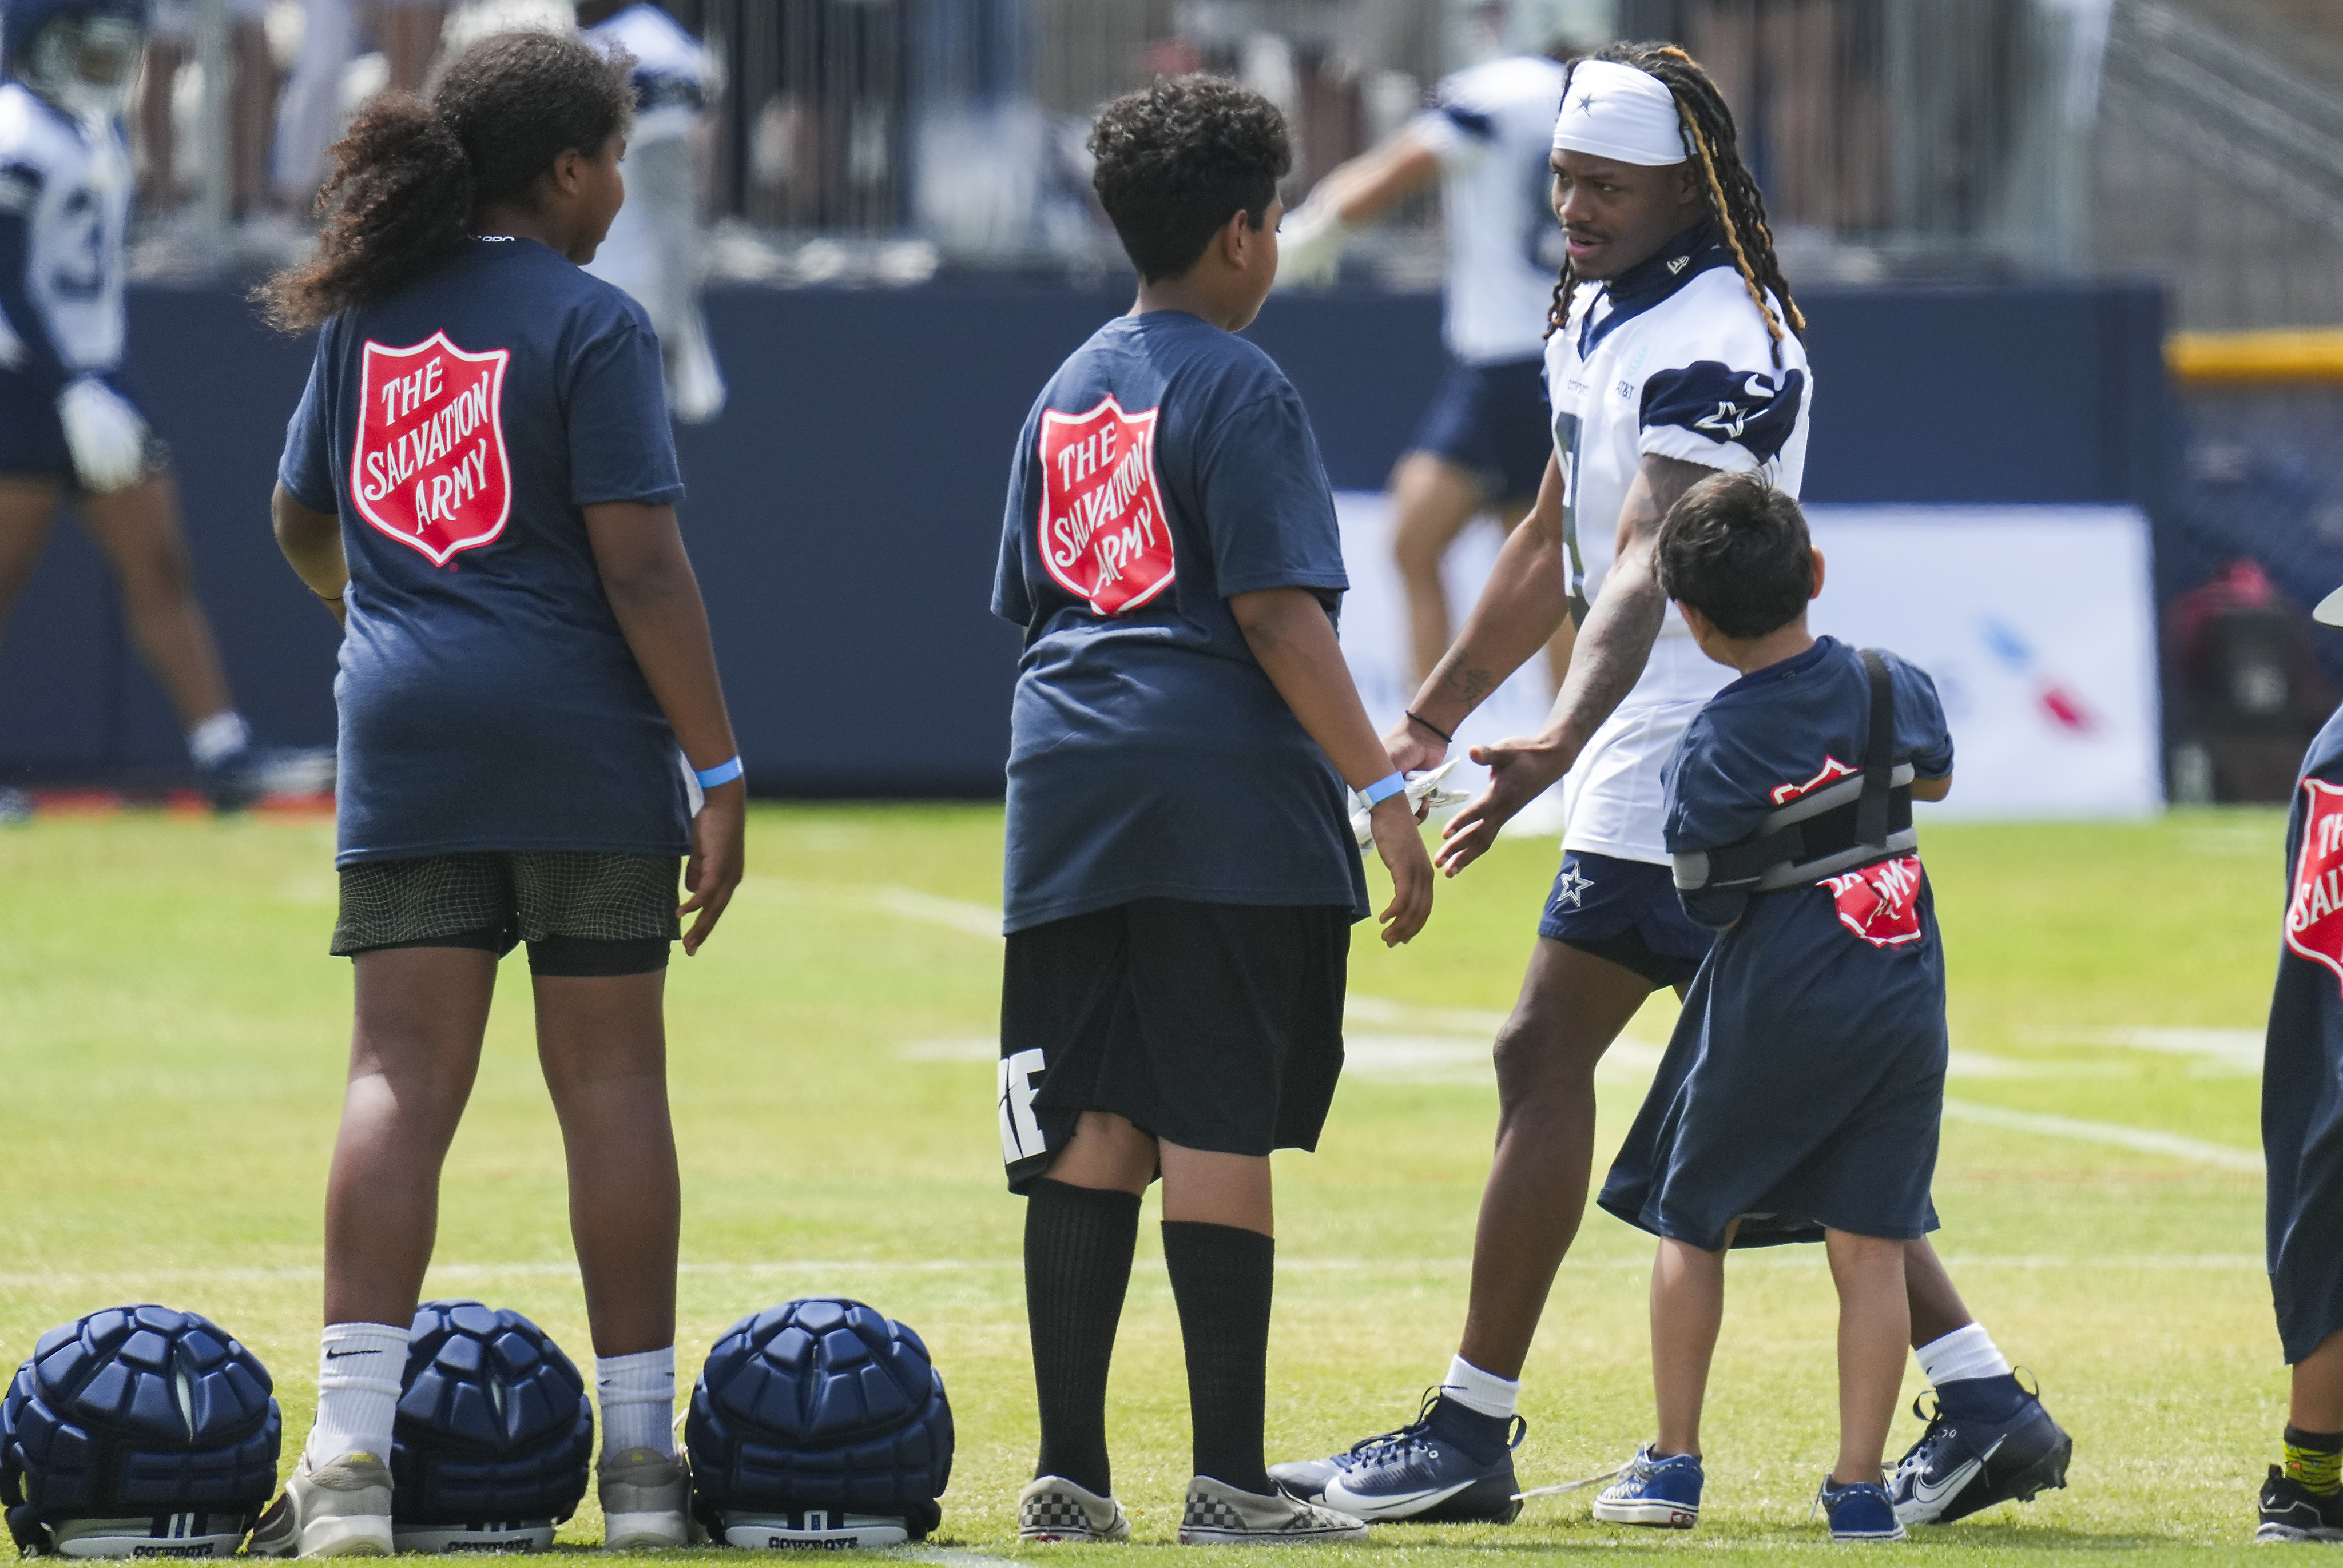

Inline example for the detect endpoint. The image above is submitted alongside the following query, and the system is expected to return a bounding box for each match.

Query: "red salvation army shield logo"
[1037,395,1174,616]
[1821,854,1927,948]
[2285,778,2343,992]
[351,332,513,566]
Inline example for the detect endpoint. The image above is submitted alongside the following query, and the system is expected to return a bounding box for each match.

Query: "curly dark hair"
[1655,470,1813,639]
[260,31,634,332]
[1546,42,1805,369]
[1089,74,1290,283]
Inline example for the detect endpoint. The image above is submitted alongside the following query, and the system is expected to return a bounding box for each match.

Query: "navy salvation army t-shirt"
[279,236,690,866]
[992,309,1368,932]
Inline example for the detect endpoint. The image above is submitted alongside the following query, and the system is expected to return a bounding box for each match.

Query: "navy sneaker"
[1590,1445,1701,1529]
[1888,1375,2072,1526]
[1819,1477,1905,1541]
[2259,1466,2343,1542]
[1297,1394,1526,1523]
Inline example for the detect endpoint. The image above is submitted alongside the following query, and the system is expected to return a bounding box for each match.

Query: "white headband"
[1551,59,1689,166]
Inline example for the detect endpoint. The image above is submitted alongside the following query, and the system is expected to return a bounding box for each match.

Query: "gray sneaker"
[248,1450,394,1558]
[598,1447,693,1550]
[1178,1475,1367,1545]
[1018,1475,1131,1542]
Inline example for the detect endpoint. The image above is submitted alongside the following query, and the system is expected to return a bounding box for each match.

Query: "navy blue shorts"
[0,369,153,484]
[1537,849,1714,992]
[1407,354,1551,505]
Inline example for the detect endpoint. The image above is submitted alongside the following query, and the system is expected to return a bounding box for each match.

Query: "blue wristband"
[1361,771,1407,807]
[694,755,744,789]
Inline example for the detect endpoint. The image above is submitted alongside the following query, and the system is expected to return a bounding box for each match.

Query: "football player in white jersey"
[0,0,328,809]
[1272,42,2071,1530]
[578,0,725,423]
[1275,44,1570,690]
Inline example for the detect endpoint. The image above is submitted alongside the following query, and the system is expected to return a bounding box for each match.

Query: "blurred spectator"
[2165,557,2337,802]
[138,0,275,214]
[371,0,440,93]
[578,0,723,421]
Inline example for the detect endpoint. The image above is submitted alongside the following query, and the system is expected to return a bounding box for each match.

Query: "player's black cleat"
[1276,1392,1526,1524]
[199,742,335,812]
[1888,1375,2072,1526]
[2259,1467,2343,1543]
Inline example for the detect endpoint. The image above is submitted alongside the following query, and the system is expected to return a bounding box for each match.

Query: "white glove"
[1351,758,1471,847]
[1274,200,1351,290]
[56,376,152,493]
[666,309,728,425]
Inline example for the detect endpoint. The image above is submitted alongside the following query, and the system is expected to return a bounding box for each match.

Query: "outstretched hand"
[1435,735,1568,877]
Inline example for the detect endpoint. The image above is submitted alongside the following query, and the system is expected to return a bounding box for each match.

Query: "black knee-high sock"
[1162,1219,1276,1496]
[1024,1179,1142,1497]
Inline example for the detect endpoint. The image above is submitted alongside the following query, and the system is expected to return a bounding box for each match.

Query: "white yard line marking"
[871,888,1004,941]
[900,1550,1026,1568]
[2022,1025,2263,1074]
[1941,1098,2262,1171]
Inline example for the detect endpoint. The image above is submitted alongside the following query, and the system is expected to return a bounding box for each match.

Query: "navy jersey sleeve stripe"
[1639,360,1805,465]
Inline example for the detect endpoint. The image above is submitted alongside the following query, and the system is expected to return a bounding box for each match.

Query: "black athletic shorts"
[996,898,1352,1193]
[1406,353,1552,506]
[331,851,680,976]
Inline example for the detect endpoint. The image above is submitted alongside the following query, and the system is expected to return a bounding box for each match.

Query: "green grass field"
[0,805,2301,1562]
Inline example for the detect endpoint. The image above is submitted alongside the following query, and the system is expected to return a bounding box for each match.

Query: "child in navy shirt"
[1591,473,1959,1542]
[992,75,1432,1547]
[255,30,741,1558]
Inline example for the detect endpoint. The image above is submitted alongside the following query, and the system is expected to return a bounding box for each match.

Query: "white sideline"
[1941,1098,2262,1172]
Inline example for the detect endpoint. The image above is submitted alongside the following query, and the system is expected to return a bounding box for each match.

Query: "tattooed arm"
[1430,451,1714,875]
[1384,452,1574,771]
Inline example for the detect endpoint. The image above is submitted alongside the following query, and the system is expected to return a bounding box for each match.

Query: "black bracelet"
[1405,709,1454,745]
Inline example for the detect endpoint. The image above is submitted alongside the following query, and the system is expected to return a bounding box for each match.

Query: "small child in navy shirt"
[1590,473,1955,1542]
[992,74,1432,1549]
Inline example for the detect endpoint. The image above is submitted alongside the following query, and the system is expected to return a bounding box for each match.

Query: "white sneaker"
[597,1447,692,1550]
[1018,1475,1131,1542]
[248,1450,394,1558]
[1178,1475,1367,1545]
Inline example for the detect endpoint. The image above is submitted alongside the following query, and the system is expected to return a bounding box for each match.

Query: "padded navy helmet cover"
[390,1301,592,1528]
[0,1305,280,1551]
[686,1298,952,1534]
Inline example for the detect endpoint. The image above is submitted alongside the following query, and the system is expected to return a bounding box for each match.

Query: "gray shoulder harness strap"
[1673,648,1918,896]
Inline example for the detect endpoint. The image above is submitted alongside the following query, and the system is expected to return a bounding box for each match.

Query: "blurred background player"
[578,0,722,423]
[255,29,742,1555]
[0,0,327,810]
[2253,575,2343,1544]
[1275,5,1571,694]
[372,0,442,94]
[995,74,1429,1550]
[1273,42,2068,1531]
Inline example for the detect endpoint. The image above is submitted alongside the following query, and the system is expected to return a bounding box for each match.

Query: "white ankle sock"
[1440,1355,1520,1420]
[307,1322,409,1466]
[186,712,251,768]
[1915,1323,2011,1386]
[596,1347,677,1458]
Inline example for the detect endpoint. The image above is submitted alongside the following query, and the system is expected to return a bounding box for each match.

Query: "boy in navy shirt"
[2254,582,2343,1542]
[1589,473,2019,1541]
[992,75,1433,1546]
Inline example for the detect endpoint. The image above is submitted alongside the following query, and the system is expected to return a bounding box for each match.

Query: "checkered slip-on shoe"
[1018,1475,1132,1542]
[1178,1475,1368,1545]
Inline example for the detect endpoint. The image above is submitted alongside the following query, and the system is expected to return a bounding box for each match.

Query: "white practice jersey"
[582,3,709,332]
[1411,54,1568,367]
[1543,225,1813,863]
[0,81,130,382]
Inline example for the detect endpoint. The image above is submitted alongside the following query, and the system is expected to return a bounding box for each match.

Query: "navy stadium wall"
[0,280,2170,794]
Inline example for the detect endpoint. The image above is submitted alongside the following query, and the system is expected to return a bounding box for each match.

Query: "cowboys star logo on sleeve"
[351,332,513,566]
[2286,779,2343,994]
[1036,395,1174,616]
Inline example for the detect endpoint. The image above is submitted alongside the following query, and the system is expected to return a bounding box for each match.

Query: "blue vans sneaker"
[1590,1446,1701,1529]
[1818,1477,1905,1542]
[1889,1375,2072,1526]
[1302,1394,1526,1523]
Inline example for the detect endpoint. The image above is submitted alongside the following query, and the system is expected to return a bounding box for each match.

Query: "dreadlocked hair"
[1543,41,1805,369]
[260,31,634,332]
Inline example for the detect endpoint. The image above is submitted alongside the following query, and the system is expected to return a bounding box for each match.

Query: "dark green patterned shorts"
[332,851,681,976]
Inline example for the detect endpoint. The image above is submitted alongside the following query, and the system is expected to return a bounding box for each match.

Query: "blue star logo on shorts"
[1552,863,1594,909]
